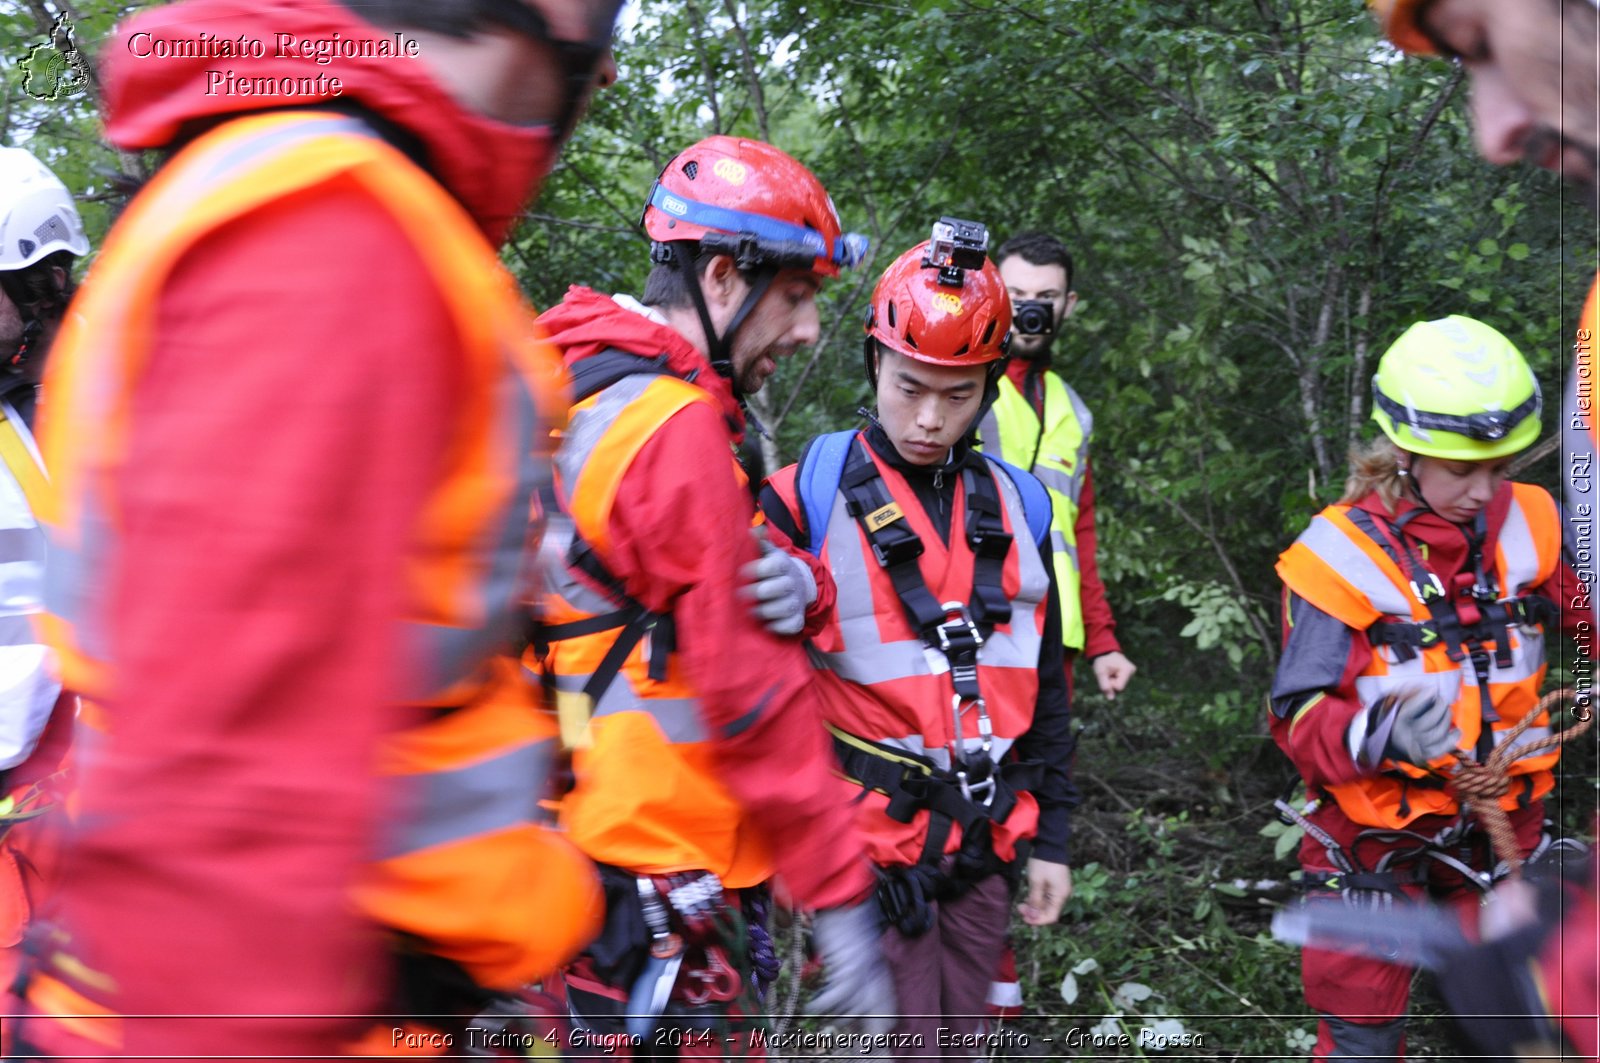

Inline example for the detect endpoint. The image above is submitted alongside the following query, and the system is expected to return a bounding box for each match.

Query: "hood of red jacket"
[1352,481,1512,580]
[538,286,744,437]
[103,0,554,245]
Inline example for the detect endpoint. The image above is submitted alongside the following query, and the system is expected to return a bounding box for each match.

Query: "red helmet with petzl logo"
[864,219,1012,382]
[642,135,866,277]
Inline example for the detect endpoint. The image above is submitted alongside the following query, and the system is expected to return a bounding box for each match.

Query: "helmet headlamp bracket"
[1371,383,1541,444]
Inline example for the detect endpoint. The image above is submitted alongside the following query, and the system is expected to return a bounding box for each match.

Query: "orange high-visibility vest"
[767,436,1051,867]
[526,368,775,886]
[35,111,599,996]
[1276,484,1562,829]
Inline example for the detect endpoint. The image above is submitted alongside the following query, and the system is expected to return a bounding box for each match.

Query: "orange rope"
[1448,687,1593,878]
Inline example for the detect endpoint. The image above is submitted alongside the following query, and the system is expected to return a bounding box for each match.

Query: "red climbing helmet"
[641,135,866,278]
[865,218,1012,370]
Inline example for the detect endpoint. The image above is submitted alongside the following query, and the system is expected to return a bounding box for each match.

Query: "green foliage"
[10,0,1597,1051]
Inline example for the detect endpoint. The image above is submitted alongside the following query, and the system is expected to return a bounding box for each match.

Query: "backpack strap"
[982,454,1050,549]
[794,430,857,557]
[567,349,677,403]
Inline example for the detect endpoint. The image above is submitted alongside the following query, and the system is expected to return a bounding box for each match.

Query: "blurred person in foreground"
[526,134,895,1056]
[1271,315,1588,1060]
[758,222,1077,1056]
[0,148,88,991]
[1368,3,1599,1059]
[6,0,626,1055]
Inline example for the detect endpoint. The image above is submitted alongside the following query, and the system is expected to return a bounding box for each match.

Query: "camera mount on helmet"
[921,217,990,287]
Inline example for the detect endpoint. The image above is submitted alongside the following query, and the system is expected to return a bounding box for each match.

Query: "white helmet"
[0,147,89,272]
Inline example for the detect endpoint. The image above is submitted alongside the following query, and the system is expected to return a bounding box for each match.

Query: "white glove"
[1351,687,1460,769]
[806,899,898,1036]
[739,532,816,636]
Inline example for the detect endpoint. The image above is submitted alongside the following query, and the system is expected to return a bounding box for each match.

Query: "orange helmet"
[642,135,866,277]
[1369,0,1438,55]
[864,222,1012,382]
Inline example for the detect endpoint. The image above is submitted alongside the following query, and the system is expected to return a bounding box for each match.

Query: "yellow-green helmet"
[1371,315,1541,460]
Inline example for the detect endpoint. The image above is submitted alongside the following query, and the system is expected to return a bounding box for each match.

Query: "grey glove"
[739,534,817,636]
[806,898,898,1036]
[1353,687,1460,769]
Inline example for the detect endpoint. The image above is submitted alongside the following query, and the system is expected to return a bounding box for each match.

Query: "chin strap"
[666,241,775,402]
[0,269,47,379]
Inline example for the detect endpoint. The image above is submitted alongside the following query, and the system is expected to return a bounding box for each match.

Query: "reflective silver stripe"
[1031,465,1075,498]
[817,460,1046,685]
[0,613,41,645]
[875,732,1015,770]
[986,461,1049,665]
[546,556,619,616]
[1058,382,1094,507]
[539,517,619,615]
[1495,494,1542,591]
[1493,723,1553,759]
[400,326,544,700]
[1292,514,1414,616]
[44,504,113,665]
[556,669,706,744]
[541,373,709,740]
[557,373,660,492]
[160,115,378,207]
[380,736,557,859]
[1355,669,1463,711]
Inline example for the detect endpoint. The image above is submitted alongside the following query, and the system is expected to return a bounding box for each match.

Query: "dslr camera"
[1011,299,1055,336]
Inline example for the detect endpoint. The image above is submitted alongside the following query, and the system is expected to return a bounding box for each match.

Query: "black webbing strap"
[962,464,1014,632]
[1369,593,1558,662]
[1353,508,1537,761]
[835,439,1013,707]
[839,440,945,631]
[829,729,1045,855]
[567,349,677,402]
[525,352,685,716]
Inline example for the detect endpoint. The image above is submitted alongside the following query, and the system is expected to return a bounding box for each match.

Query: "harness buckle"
[957,767,996,807]
[935,601,984,654]
[1409,574,1445,601]
[872,535,924,569]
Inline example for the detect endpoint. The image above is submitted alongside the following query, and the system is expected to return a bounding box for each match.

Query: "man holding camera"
[975,233,1135,704]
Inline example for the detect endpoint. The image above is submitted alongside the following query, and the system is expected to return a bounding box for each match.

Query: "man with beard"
[527,135,894,1054]
[975,233,1135,705]
[7,0,624,1055]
